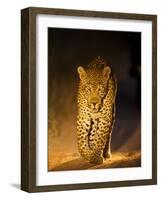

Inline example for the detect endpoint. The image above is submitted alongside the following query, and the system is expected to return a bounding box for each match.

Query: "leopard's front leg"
[77,116,103,164]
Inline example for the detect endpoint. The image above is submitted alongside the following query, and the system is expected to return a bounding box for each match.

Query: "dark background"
[48,28,141,170]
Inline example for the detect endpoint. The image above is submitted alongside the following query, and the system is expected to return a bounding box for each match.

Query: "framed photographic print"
[21,7,157,192]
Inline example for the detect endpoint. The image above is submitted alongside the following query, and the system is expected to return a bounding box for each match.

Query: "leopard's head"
[77,62,111,113]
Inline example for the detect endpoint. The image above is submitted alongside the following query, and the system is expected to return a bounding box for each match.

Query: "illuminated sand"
[48,151,141,171]
[48,124,141,171]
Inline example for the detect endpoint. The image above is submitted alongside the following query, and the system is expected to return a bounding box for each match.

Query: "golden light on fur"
[77,57,117,164]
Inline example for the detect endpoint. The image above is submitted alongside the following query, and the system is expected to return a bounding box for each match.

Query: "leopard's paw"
[90,156,104,164]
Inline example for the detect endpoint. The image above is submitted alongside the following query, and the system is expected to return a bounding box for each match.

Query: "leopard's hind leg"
[103,104,116,159]
[103,133,112,159]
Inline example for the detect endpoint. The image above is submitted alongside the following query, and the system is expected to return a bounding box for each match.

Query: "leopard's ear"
[103,66,111,80]
[77,66,86,80]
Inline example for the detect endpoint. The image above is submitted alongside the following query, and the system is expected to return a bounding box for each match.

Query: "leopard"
[77,56,117,164]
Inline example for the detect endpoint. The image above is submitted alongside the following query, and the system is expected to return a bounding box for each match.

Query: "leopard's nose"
[92,102,97,107]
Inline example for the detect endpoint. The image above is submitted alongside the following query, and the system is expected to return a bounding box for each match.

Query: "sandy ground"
[48,125,141,171]
[48,151,141,171]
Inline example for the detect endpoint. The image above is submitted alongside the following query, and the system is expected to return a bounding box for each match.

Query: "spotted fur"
[77,56,117,164]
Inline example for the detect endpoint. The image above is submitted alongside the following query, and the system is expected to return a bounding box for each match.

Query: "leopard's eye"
[98,86,105,93]
[84,86,90,93]
[98,86,103,92]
